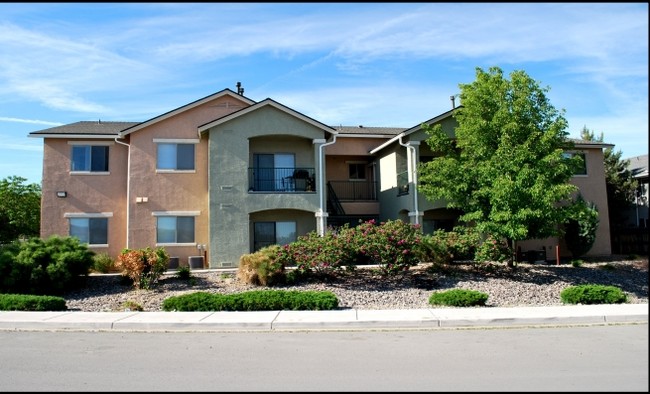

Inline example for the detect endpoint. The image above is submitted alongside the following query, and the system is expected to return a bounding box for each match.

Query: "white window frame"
[154,138,199,173]
[64,212,112,247]
[152,211,200,246]
[68,141,113,175]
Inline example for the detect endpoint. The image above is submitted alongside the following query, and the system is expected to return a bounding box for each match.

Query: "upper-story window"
[348,163,366,180]
[154,139,198,172]
[70,145,109,172]
[563,151,587,176]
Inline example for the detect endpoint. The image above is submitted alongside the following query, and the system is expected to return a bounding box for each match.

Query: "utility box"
[188,256,204,269]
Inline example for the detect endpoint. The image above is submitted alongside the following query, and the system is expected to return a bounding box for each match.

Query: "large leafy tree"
[579,126,639,229]
[418,66,580,266]
[0,176,41,244]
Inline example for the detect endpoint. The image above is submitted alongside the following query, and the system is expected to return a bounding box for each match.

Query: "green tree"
[418,66,580,266]
[0,176,41,244]
[564,194,599,259]
[580,126,639,229]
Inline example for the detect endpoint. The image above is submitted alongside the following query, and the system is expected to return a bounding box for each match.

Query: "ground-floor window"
[156,216,195,243]
[69,217,108,245]
[253,221,296,251]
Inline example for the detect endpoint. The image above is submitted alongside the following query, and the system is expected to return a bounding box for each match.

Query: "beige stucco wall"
[40,93,252,267]
[125,95,251,266]
[40,137,128,259]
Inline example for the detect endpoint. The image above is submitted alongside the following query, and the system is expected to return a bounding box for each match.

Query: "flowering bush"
[420,226,480,264]
[346,219,423,276]
[275,228,354,278]
[115,247,169,289]
[474,235,512,263]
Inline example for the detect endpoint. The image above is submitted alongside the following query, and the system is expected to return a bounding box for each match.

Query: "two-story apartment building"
[29,87,613,268]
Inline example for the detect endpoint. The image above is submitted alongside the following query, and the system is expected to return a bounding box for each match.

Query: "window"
[253,221,296,251]
[348,163,366,180]
[69,217,108,245]
[253,153,295,191]
[157,143,195,171]
[71,145,109,172]
[156,216,195,244]
[563,151,587,175]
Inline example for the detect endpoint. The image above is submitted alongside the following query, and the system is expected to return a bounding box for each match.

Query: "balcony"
[248,167,316,192]
[328,180,377,201]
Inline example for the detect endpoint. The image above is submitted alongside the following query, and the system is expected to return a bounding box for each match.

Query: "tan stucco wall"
[40,137,128,258]
[40,93,251,266]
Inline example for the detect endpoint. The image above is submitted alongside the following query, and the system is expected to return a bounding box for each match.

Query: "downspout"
[114,135,130,249]
[317,133,338,236]
[398,134,420,226]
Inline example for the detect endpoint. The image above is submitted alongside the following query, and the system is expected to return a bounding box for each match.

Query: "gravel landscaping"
[61,256,649,312]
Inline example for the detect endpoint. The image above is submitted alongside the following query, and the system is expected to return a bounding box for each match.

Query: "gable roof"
[119,89,255,137]
[626,154,648,180]
[370,107,458,154]
[568,138,615,149]
[197,98,337,135]
[29,121,139,139]
[334,126,404,137]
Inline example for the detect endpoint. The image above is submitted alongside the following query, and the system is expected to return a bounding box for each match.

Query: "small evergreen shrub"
[571,259,584,267]
[429,289,489,307]
[162,289,339,311]
[0,293,67,311]
[0,235,95,295]
[560,284,628,305]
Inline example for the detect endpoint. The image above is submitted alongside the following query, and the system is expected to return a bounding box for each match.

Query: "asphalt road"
[1,323,647,392]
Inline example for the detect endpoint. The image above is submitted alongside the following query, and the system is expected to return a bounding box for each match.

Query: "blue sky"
[1,3,648,186]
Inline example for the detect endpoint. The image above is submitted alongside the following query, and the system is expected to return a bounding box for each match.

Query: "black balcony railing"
[327,181,377,201]
[248,167,315,192]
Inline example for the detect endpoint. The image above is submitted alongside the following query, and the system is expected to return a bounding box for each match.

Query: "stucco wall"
[40,137,128,259]
[207,105,326,267]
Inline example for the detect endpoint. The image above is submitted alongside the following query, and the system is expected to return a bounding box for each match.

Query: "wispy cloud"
[0,117,63,126]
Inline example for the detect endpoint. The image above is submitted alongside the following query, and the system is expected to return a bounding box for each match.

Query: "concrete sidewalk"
[0,303,647,332]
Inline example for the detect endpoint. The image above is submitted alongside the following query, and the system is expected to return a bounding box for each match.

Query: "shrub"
[0,293,67,311]
[120,300,144,311]
[115,247,169,290]
[237,245,285,286]
[162,289,339,311]
[346,219,423,276]
[560,284,628,305]
[429,289,489,307]
[176,266,192,280]
[0,236,95,295]
[275,228,352,279]
[474,235,511,263]
[420,227,480,265]
[92,252,115,273]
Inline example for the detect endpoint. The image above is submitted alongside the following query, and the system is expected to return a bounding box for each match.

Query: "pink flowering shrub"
[275,219,423,278]
[474,235,512,263]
